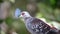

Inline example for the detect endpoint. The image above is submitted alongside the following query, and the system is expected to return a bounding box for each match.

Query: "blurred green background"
[0,0,60,34]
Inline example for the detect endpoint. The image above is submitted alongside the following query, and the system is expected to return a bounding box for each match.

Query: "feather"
[26,17,60,34]
[27,18,52,34]
[20,11,60,34]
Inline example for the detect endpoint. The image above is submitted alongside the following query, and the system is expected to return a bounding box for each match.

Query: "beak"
[19,15,22,17]
[19,12,22,18]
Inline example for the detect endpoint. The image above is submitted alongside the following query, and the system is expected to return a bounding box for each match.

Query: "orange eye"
[22,13,25,15]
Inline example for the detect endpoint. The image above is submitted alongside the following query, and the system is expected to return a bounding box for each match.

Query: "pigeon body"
[20,11,60,34]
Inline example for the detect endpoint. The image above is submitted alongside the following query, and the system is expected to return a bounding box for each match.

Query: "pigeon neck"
[24,16,32,20]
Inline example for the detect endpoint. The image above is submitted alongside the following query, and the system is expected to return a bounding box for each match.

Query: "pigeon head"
[20,11,31,19]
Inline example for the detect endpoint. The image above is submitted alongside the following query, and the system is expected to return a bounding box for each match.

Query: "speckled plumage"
[25,17,59,34]
[20,11,60,34]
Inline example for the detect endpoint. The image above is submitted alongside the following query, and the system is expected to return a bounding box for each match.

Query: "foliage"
[0,0,60,34]
[0,0,3,3]
[37,3,60,22]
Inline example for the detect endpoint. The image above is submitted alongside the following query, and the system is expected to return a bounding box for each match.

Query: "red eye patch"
[22,13,25,15]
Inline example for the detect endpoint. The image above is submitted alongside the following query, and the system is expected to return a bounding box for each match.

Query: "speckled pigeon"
[19,11,60,34]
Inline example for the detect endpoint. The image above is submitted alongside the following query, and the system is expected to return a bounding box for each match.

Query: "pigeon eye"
[22,13,25,15]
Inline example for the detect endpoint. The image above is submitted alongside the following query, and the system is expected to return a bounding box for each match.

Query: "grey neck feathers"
[24,17,31,20]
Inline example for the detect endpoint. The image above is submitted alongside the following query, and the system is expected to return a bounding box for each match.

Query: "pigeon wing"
[29,18,53,34]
